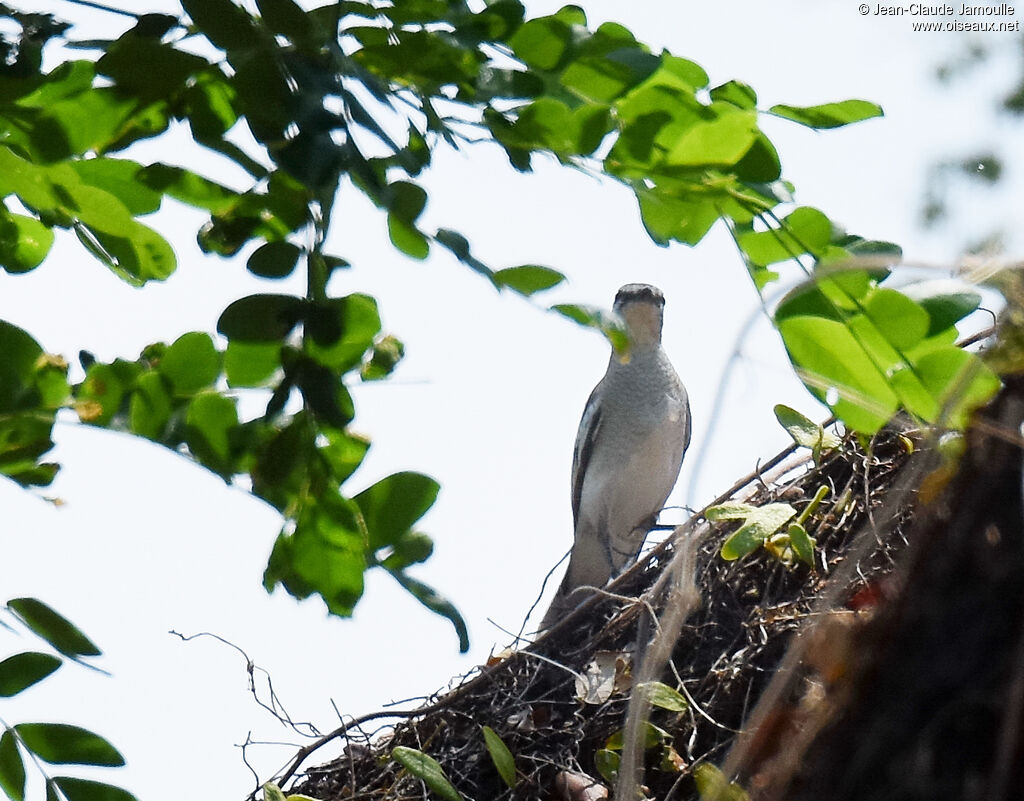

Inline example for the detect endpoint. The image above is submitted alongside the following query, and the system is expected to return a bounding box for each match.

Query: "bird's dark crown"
[614,283,665,311]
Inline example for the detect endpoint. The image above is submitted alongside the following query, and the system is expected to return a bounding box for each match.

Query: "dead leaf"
[574,651,632,705]
[554,770,608,801]
[506,708,535,732]
[486,648,514,667]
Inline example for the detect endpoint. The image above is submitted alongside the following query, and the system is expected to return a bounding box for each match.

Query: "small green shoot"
[693,763,750,801]
[710,485,829,565]
[392,746,463,801]
[774,404,841,464]
[605,722,670,751]
[709,502,797,560]
[594,749,620,784]
[263,782,317,801]
[638,681,689,712]
[481,726,516,788]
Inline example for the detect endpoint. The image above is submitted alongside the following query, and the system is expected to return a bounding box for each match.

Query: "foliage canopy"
[0,0,999,650]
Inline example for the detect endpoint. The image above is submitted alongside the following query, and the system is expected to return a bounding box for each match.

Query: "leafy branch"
[0,598,134,801]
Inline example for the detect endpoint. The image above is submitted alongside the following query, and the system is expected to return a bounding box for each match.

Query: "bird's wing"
[571,383,603,528]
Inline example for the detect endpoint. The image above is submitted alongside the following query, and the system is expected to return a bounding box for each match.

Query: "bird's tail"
[539,570,593,630]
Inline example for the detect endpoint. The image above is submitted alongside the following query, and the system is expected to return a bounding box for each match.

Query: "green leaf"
[69,158,162,215]
[787,522,816,566]
[51,778,137,801]
[659,54,708,89]
[605,722,669,750]
[388,571,469,653]
[635,191,719,247]
[77,363,127,426]
[354,472,440,549]
[295,358,354,428]
[769,99,883,129]
[247,241,302,279]
[385,181,427,222]
[181,0,258,51]
[733,133,781,183]
[435,229,494,280]
[15,725,123,767]
[709,80,757,109]
[13,61,93,109]
[32,88,143,160]
[777,315,899,434]
[862,288,930,351]
[7,599,101,658]
[306,295,382,372]
[0,146,60,211]
[493,265,564,296]
[185,391,239,475]
[217,294,304,342]
[773,405,840,453]
[263,783,286,801]
[225,341,281,388]
[250,415,312,505]
[639,681,688,712]
[362,334,404,381]
[664,107,757,167]
[550,303,629,354]
[384,183,430,258]
[230,46,296,143]
[159,332,221,395]
[0,211,54,274]
[708,502,797,560]
[0,415,58,488]
[509,16,573,70]
[97,36,206,104]
[560,48,659,104]
[379,530,433,570]
[263,490,367,616]
[139,164,241,215]
[846,311,937,419]
[915,346,1001,429]
[0,730,25,801]
[184,71,239,142]
[594,748,620,784]
[388,216,429,259]
[34,356,70,410]
[0,652,62,697]
[737,207,832,267]
[902,279,982,336]
[0,321,43,413]
[774,271,872,323]
[321,428,370,484]
[391,746,463,801]
[492,97,611,157]
[15,725,122,770]
[129,371,173,440]
[256,0,320,44]
[73,219,175,286]
[694,763,749,801]
[481,726,516,788]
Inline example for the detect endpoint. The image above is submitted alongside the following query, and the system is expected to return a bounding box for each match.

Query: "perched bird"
[542,283,690,629]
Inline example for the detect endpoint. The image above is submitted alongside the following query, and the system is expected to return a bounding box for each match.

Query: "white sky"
[1,1,1020,799]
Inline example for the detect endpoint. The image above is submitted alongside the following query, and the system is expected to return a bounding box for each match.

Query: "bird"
[541,283,690,629]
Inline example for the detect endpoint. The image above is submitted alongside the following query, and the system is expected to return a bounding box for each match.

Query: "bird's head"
[613,283,666,351]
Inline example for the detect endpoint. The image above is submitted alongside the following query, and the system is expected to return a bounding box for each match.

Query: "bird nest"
[276,419,922,801]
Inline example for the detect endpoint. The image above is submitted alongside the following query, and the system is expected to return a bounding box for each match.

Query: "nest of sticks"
[279,413,931,801]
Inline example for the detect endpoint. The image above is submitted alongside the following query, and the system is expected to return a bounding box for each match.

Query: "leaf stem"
[796,484,830,525]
